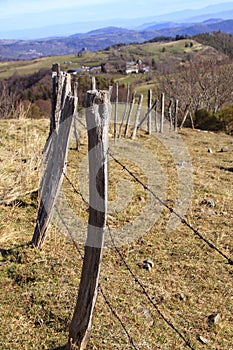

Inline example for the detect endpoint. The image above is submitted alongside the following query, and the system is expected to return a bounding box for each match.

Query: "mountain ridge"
[0,18,233,61]
[1,2,233,40]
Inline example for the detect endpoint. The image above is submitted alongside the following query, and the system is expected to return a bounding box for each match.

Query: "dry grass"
[0,119,233,349]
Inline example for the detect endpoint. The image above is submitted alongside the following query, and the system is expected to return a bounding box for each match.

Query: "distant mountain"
[1,2,233,40]
[157,19,233,37]
[0,19,233,61]
[136,4,233,30]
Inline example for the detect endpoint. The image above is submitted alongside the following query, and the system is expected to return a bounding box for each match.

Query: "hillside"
[0,117,233,349]
[1,37,233,136]
[0,19,233,61]
[194,31,233,59]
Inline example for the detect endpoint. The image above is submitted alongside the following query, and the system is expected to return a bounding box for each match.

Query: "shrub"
[194,109,222,131]
[215,105,233,134]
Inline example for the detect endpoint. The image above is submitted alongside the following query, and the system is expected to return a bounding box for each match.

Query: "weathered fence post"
[118,83,130,138]
[168,99,173,130]
[91,76,96,90]
[180,103,191,129]
[132,94,143,139]
[155,98,159,132]
[160,93,165,133]
[50,65,72,137]
[67,90,111,350]
[147,89,152,135]
[114,82,118,142]
[124,90,136,138]
[32,94,75,248]
[49,63,60,136]
[137,99,157,130]
[73,82,80,150]
[174,99,179,132]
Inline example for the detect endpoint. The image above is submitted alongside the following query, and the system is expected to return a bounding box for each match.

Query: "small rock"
[143,258,154,268]
[220,147,228,152]
[176,161,185,166]
[207,313,221,325]
[207,148,213,153]
[35,318,44,327]
[197,335,210,344]
[175,292,186,301]
[138,195,145,202]
[143,263,152,271]
[201,198,215,207]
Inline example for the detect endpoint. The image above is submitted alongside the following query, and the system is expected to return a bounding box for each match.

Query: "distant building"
[125,61,139,74]
[125,60,150,74]
[67,66,89,75]
[139,66,150,73]
[89,65,102,74]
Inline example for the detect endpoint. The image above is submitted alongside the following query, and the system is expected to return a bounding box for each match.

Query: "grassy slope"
[0,118,233,349]
[0,40,204,80]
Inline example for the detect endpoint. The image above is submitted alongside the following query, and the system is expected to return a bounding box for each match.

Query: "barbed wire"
[99,284,139,350]
[108,149,233,266]
[69,115,232,265]
[63,172,88,206]
[62,172,195,349]
[61,173,139,349]
[106,223,195,350]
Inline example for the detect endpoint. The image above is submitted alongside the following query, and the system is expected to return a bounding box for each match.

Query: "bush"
[215,105,233,134]
[194,109,222,131]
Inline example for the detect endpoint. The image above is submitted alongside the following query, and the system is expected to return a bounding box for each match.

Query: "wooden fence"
[32,65,186,349]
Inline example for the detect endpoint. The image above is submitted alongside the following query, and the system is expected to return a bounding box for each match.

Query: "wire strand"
[108,149,233,266]
[107,224,195,350]
[61,175,139,349]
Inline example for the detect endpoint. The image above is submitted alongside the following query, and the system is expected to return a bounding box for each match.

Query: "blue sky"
[0,0,232,37]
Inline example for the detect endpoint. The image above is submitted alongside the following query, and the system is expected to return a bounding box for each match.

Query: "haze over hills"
[0,2,233,61]
[1,2,233,40]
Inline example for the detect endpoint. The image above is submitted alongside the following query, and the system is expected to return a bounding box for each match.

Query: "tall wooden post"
[118,83,130,138]
[32,95,75,248]
[174,99,179,132]
[147,89,152,135]
[132,94,143,139]
[124,90,136,138]
[91,76,96,90]
[160,93,165,133]
[168,99,173,130]
[180,103,191,129]
[67,90,111,350]
[73,82,80,150]
[49,63,60,136]
[155,98,159,133]
[114,82,118,142]
[137,99,158,130]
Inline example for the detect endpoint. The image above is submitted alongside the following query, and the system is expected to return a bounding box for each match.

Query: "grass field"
[0,117,233,349]
[0,39,206,80]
